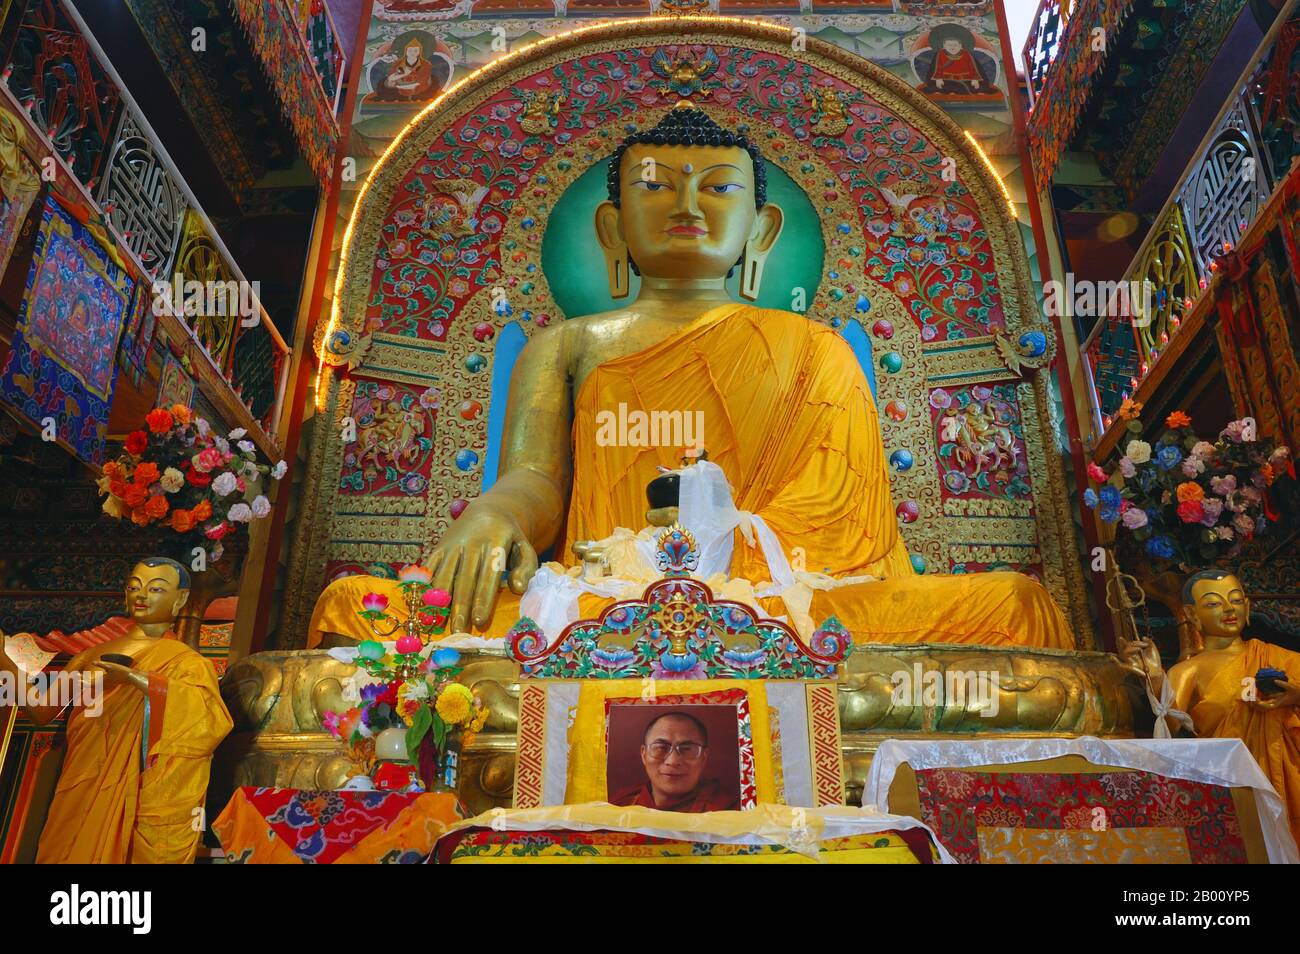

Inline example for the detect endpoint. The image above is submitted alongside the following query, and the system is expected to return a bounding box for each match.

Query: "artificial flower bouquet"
[323,641,489,790]
[97,404,287,561]
[322,565,487,789]
[1084,410,1290,566]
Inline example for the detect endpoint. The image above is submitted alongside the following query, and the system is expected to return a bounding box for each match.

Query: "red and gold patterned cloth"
[213,787,464,864]
[913,768,1249,864]
[433,827,938,864]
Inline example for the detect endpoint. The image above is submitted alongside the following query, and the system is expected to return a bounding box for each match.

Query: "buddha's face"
[124,561,188,625]
[595,142,783,282]
[1186,574,1249,640]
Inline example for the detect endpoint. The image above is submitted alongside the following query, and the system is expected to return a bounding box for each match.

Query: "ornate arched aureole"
[283,16,1092,648]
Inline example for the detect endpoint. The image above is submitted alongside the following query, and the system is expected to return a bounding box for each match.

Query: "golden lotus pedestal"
[212,645,1149,814]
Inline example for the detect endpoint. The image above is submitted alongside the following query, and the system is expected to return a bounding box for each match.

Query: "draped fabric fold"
[310,305,1073,650]
[1191,640,1300,843]
[36,636,232,864]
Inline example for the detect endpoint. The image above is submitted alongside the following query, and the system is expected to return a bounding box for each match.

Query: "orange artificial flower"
[144,495,169,520]
[1165,411,1192,429]
[102,460,120,478]
[109,479,129,499]
[130,508,151,527]
[170,508,196,533]
[145,408,174,434]
[191,499,212,521]
[170,404,193,426]
[1176,481,1205,503]
[122,484,148,508]
[133,461,160,486]
[1118,399,1144,422]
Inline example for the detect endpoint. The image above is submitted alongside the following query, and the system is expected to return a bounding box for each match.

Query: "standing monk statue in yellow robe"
[1122,570,1300,841]
[0,557,232,864]
[310,102,1074,650]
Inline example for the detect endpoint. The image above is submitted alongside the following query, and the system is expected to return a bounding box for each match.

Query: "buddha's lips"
[667,225,707,235]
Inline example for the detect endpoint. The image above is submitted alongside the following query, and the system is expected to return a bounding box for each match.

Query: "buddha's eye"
[631,180,670,192]
[704,183,743,195]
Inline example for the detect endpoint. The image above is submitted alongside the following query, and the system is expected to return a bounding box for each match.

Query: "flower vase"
[416,731,462,794]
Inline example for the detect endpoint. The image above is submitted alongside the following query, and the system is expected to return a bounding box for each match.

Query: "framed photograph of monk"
[605,695,751,813]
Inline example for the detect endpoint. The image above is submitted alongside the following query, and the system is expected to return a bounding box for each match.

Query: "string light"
[964,130,1018,219]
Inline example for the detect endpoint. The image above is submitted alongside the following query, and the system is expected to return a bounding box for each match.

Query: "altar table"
[213,787,465,864]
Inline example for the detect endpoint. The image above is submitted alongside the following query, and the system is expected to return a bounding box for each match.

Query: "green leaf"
[405,705,432,758]
[433,713,447,751]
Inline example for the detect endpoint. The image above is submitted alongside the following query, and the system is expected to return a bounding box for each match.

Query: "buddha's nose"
[671,189,702,220]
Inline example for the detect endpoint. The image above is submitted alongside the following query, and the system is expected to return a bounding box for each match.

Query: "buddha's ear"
[748,202,784,255]
[172,589,191,618]
[594,200,625,250]
[595,200,630,299]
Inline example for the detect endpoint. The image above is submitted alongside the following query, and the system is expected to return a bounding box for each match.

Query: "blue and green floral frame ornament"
[506,524,852,681]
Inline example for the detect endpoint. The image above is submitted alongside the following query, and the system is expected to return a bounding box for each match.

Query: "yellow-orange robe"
[36,636,232,864]
[1190,640,1300,841]
[310,304,1073,649]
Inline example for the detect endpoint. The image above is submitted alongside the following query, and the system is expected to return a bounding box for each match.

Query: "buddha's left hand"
[1249,678,1300,712]
[95,660,149,692]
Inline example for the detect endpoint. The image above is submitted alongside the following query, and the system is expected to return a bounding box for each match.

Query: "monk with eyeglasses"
[611,711,739,813]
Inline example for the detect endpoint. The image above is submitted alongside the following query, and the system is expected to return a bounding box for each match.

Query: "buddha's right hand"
[426,506,539,632]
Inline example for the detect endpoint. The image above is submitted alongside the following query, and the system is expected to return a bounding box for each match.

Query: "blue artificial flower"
[1145,535,1176,559]
[1155,444,1183,471]
[1083,488,1099,508]
[1099,486,1122,509]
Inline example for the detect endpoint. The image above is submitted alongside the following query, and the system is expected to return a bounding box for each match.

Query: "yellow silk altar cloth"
[36,636,232,864]
[309,304,1073,650]
[434,803,939,864]
[1192,640,1300,841]
[565,679,775,805]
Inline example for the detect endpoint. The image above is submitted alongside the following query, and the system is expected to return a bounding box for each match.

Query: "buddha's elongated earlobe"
[604,242,631,299]
[739,241,764,301]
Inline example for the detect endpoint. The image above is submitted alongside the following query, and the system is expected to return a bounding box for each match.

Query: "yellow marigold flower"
[1118,399,1143,422]
[436,690,471,725]
[1176,481,1204,503]
[470,709,488,733]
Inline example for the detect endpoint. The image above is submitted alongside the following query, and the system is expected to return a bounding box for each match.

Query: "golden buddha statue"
[0,557,232,863]
[310,102,1073,651]
[1121,570,1300,839]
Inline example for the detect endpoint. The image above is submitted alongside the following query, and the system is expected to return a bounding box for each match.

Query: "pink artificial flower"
[1180,458,1204,478]
[1199,498,1224,526]
[1232,513,1254,536]
[1211,475,1237,496]
[423,588,451,608]
[192,447,224,473]
[1086,463,1106,483]
[204,521,233,540]
[395,634,422,654]
[1118,458,1136,479]
[362,593,389,613]
[1121,508,1148,529]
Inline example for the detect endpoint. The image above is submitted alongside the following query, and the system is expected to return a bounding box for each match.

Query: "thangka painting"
[116,280,158,389]
[0,196,134,465]
[157,349,196,410]
[285,18,1091,647]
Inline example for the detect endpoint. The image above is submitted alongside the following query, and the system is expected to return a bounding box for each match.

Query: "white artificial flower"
[251,495,272,518]
[227,502,253,523]
[212,471,238,497]
[160,467,185,493]
[229,428,247,439]
[214,436,231,455]
[271,460,287,480]
[237,440,255,455]
[1125,440,1152,464]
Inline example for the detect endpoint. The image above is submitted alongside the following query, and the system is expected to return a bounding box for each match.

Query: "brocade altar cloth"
[213,787,464,864]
